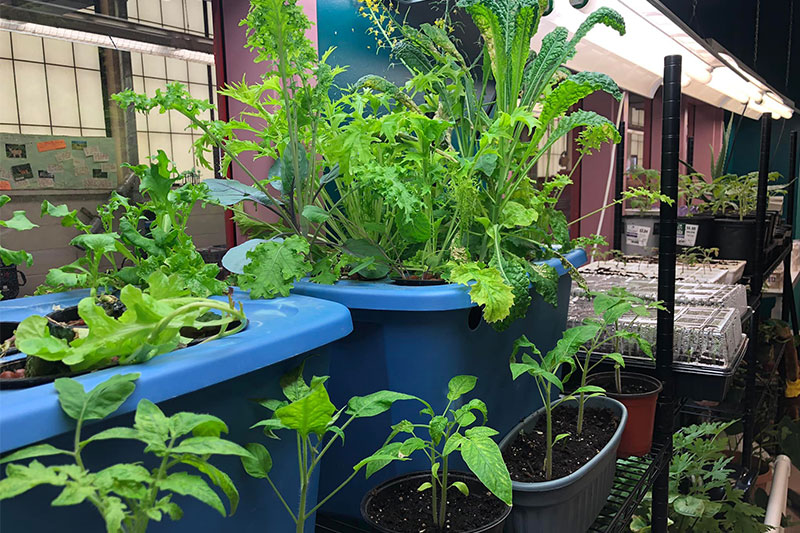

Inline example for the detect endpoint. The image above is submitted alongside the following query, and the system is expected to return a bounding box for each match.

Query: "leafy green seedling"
[572,288,662,429]
[241,362,417,533]
[0,373,251,533]
[0,194,36,271]
[358,375,512,528]
[509,335,580,481]
[630,421,769,533]
[39,150,225,297]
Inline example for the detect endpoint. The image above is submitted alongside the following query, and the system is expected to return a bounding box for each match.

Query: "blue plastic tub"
[290,249,588,521]
[0,290,353,533]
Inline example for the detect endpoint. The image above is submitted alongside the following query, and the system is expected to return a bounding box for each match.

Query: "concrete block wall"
[0,191,226,297]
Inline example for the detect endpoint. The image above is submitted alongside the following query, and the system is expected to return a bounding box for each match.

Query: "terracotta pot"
[588,372,662,457]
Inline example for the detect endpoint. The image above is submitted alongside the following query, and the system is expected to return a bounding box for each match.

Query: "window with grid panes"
[0,0,215,182]
[127,0,216,181]
[0,31,106,137]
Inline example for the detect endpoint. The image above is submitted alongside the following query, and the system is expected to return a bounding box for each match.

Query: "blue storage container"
[0,290,353,533]
[290,250,588,521]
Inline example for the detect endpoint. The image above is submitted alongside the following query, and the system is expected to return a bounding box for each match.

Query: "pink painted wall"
[579,89,723,249]
[578,92,621,246]
[218,0,319,237]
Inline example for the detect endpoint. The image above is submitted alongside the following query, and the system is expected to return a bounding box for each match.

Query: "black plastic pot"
[676,214,714,252]
[391,277,448,286]
[0,322,18,354]
[0,264,26,300]
[498,396,627,533]
[712,217,762,273]
[360,471,511,533]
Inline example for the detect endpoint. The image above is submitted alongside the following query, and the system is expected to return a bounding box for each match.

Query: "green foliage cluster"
[509,288,659,480]
[37,151,226,298]
[630,421,769,533]
[239,361,418,533]
[359,375,512,528]
[113,0,661,327]
[16,271,246,374]
[0,194,37,280]
[0,374,250,533]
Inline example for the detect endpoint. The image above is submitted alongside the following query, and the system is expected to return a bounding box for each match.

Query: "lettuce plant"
[38,151,225,297]
[359,375,512,527]
[0,194,36,299]
[16,271,246,374]
[240,362,417,533]
[0,373,250,532]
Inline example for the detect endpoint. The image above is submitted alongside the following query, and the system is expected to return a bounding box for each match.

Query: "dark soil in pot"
[502,406,618,482]
[0,321,19,357]
[361,471,510,533]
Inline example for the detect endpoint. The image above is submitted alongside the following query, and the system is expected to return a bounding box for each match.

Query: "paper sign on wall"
[676,223,699,247]
[37,140,67,152]
[625,224,651,247]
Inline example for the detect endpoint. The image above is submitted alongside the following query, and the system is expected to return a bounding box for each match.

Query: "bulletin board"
[0,133,118,191]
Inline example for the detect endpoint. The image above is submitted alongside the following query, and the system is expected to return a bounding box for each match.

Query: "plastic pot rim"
[499,396,627,493]
[360,470,512,533]
[587,372,663,400]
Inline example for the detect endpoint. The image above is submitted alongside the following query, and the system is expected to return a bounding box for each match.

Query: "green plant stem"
[134,436,175,533]
[437,456,449,526]
[297,435,309,533]
[145,300,245,345]
[567,197,626,227]
[264,473,298,523]
[544,386,553,481]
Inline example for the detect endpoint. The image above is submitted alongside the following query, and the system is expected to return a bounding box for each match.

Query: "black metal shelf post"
[614,121,627,251]
[742,116,773,463]
[783,131,799,334]
[651,54,681,533]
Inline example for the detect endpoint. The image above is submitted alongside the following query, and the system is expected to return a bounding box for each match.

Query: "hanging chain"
[754,0,761,67]
[787,0,794,90]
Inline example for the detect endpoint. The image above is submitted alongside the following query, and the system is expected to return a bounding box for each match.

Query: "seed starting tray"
[579,257,746,284]
[568,299,744,368]
[573,274,748,320]
[584,336,748,402]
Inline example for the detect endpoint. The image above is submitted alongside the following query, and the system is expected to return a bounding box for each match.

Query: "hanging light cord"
[787,0,794,90]
[754,0,761,68]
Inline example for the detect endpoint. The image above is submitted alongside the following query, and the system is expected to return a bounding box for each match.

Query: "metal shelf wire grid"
[588,443,669,533]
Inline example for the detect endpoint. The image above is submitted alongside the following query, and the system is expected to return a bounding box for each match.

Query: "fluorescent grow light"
[0,18,214,65]
[534,0,795,120]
